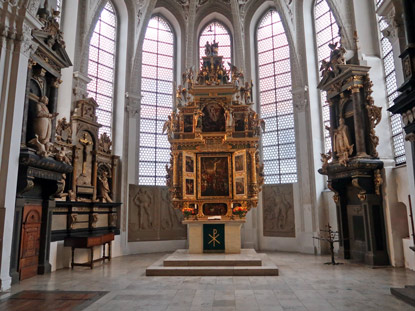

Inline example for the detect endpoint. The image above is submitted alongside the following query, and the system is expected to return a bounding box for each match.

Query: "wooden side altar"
[165,43,264,254]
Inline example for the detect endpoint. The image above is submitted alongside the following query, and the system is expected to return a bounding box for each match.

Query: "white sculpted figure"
[29,96,58,156]
[332,117,354,166]
[98,171,113,203]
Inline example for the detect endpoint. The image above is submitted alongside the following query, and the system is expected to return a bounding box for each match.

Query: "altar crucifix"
[79,132,93,181]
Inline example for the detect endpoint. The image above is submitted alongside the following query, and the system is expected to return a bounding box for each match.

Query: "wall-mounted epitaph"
[263,184,295,237]
[128,185,186,241]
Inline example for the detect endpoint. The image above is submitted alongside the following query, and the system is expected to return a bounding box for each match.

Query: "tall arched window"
[199,21,231,69]
[138,16,175,186]
[314,0,340,154]
[87,1,117,137]
[377,13,406,164]
[257,10,297,184]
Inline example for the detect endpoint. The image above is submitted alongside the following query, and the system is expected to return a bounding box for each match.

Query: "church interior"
[1,0,415,310]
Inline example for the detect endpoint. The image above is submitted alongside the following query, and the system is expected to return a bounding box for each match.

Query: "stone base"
[391,286,415,307]
[184,219,244,254]
[146,249,279,276]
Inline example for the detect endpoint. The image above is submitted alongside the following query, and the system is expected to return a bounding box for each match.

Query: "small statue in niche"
[98,170,113,203]
[193,110,204,131]
[98,132,112,154]
[329,117,354,166]
[29,96,59,157]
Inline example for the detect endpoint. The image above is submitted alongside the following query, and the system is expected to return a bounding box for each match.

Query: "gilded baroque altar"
[165,44,264,253]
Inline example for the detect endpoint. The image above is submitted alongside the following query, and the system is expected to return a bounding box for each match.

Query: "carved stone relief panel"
[128,185,186,241]
[263,184,295,237]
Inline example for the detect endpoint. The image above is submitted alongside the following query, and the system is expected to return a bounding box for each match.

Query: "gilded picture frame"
[197,153,232,199]
[183,152,196,199]
[233,150,247,199]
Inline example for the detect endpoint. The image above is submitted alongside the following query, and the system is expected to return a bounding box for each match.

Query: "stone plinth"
[146,249,279,276]
[183,219,245,254]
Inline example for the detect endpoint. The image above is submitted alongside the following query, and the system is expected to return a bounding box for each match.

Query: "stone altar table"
[183,219,245,254]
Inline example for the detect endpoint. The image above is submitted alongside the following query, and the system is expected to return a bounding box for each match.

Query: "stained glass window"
[138,16,175,186]
[315,0,340,154]
[87,1,116,137]
[199,21,232,69]
[378,17,406,164]
[257,10,297,184]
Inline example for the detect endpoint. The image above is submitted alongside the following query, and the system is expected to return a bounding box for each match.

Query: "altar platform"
[146,249,279,276]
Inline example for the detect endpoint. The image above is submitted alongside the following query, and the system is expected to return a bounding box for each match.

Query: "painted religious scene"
[164,43,265,254]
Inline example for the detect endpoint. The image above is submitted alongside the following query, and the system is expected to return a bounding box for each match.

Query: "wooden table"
[64,233,114,269]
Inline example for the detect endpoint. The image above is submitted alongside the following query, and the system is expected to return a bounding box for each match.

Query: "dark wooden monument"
[318,38,388,266]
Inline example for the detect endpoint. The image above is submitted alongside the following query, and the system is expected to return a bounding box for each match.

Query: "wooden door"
[19,205,42,280]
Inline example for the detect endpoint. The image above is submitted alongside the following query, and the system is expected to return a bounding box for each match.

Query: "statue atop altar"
[165,43,264,253]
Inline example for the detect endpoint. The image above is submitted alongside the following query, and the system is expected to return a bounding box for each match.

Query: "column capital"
[125,92,141,118]
[292,85,309,112]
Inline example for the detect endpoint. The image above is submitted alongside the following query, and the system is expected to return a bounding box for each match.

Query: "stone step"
[163,258,262,267]
[162,249,263,267]
[146,265,279,276]
[391,287,415,307]
[146,249,279,277]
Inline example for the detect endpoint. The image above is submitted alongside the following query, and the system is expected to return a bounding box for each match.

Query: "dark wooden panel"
[19,205,42,281]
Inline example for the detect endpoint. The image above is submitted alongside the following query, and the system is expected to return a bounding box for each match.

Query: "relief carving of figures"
[160,188,182,230]
[29,96,58,157]
[128,185,186,241]
[263,184,295,237]
[133,188,153,230]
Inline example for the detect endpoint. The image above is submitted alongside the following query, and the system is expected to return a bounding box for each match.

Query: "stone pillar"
[402,0,415,46]
[351,85,368,157]
[57,0,80,118]
[185,0,197,69]
[0,14,38,290]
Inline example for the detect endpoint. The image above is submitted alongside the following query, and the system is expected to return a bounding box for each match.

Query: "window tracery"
[138,16,175,186]
[257,10,297,184]
[314,0,340,154]
[378,15,406,165]
[87,1,117,137]
[199,21,232,70]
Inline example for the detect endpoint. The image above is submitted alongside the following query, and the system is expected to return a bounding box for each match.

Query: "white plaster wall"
[50,235,125,271]
[126,240,186,255]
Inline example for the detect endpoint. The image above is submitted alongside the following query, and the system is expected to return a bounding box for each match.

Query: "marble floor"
[2,251,415,311]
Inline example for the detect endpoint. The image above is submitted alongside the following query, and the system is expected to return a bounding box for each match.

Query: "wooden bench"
[64,232,114,269]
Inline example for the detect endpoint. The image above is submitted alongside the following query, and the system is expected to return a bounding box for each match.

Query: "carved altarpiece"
[165,46,264,253]
[318,41,388,265]
[51,98,121,242]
